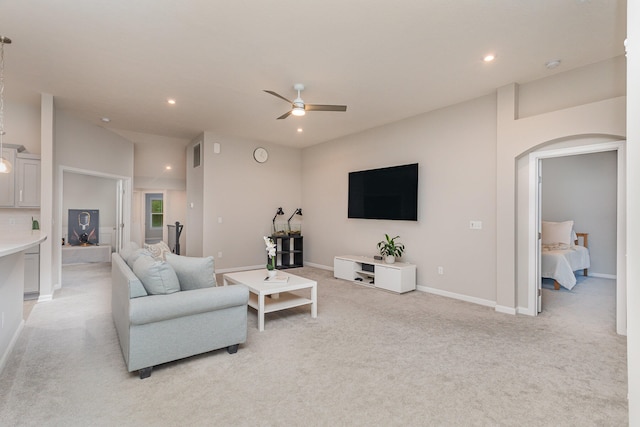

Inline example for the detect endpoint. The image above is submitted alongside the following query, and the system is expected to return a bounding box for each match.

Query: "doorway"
[144,193,164,244]
[527,140,626,334]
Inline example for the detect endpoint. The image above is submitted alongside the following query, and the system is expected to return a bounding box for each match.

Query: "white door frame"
[57,166,132,288]
[527,140,626,335]
[141,190,167,245]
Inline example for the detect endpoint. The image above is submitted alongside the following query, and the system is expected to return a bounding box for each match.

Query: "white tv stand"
[333,255,416,294]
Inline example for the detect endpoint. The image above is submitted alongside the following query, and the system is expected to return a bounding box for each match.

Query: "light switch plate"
[470,221,483,230]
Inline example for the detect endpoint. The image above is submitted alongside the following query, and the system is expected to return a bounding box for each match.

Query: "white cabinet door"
[0,148,15,207]
[334,258,355,281]
[375,265,402,292]
[16,158,40,208]
[24,252,40,294]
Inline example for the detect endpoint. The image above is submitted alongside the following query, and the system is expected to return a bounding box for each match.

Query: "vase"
[267,269,277,278]
[385,255,396,264]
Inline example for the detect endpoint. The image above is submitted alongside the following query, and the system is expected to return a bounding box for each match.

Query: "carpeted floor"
[0,263,628,426]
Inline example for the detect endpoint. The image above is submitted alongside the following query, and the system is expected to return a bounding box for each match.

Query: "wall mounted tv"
[348,163,418,221]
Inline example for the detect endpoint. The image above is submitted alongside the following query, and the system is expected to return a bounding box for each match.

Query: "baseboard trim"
[589,272,617,280]
[303,261,332,271]
[216,264,264,274]
[495,305,517,315]
[0,319,24,375]
[416,285,499,309]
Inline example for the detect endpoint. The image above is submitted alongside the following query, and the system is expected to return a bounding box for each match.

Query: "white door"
[536,160,543,313]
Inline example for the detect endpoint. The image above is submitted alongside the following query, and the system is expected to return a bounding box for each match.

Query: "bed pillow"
[133,255,180,295]
[165,253,217,291]
[542,220,574,245]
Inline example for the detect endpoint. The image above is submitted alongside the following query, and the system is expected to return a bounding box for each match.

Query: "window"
[150,198,163,228]
[193,143,201,168]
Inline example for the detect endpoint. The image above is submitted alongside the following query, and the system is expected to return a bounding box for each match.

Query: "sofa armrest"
[129,285,249,326]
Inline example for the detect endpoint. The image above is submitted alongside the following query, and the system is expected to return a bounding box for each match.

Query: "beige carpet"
[0,263,628,426]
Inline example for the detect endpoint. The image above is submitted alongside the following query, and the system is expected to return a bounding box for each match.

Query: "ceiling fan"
[264,83,347,120]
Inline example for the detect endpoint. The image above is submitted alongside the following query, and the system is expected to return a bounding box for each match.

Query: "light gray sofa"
[111,251,249,379]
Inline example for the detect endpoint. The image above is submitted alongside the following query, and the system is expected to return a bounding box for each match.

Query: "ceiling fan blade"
[264,90,293,104]
[277,110,292,120]
[305,104,347,112]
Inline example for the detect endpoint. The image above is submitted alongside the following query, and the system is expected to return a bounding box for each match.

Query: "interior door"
[536,160,543,313]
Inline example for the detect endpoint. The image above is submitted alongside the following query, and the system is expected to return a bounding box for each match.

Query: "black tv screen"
[348,163,418,221]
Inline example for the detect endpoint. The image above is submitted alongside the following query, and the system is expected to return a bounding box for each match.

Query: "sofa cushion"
[165,253,217,291]
[133,255,180,295]
[144,241,171,261]
[127,248,152,270]
[119,241,140,264]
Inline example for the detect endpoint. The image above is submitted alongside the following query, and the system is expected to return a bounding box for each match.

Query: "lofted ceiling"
[0,0,627,148]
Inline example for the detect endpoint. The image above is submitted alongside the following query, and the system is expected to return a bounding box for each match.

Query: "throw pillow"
[144,241,171,261]
[133,255,180,295]
[165,253,217,291]
[127,248,152,270]
[542,220,574,245]
[119,241,140,264]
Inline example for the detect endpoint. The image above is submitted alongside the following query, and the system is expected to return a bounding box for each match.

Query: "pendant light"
[0,36,12,174]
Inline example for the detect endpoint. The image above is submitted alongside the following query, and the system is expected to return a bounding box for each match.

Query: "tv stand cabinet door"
[375,264,416,293]
[334,257,355,281]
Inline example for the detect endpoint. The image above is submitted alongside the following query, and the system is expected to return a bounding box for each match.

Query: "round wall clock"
[253,147,269,163]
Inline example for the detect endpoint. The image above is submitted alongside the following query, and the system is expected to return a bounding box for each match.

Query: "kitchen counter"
[0,230,47,257]
[0,230,47,374]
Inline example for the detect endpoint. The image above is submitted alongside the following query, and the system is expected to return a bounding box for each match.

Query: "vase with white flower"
[263,236,277,277]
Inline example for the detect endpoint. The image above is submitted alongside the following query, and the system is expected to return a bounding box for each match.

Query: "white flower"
[263,236,276,258]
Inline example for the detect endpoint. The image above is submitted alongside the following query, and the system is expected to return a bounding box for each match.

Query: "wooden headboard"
[575,232,588,248]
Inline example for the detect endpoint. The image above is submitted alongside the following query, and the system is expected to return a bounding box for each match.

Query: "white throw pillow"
[133,255,180,295]
[165,253,217,291]
[542,220,574,245]
[144,241,171,261]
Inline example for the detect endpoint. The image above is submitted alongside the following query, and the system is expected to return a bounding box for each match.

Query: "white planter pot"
[385,255,396,264]
[267,269,277,278]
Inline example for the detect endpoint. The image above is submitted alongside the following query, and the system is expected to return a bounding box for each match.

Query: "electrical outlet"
[9,218,15,225]
[438,266,444,275]
[218,252,223,258]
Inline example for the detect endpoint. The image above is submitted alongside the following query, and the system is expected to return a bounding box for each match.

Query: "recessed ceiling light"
[483,54,496,62]
[167,99,176,105]
[545,59,562,69]
[100,117,110,123]
[165,165,172,171]
[297,128,303,133]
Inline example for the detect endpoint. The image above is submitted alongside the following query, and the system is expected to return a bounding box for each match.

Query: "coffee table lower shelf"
[249,292,313,314]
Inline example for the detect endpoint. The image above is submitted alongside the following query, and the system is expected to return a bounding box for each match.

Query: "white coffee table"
[222,269,317,331]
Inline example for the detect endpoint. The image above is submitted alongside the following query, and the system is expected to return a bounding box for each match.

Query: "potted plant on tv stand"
[377,234,405,264]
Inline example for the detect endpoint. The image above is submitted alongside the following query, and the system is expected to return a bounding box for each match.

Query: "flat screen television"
[348,163,418,221]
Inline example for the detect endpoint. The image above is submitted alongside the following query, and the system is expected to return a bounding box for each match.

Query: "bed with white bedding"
[540,220,590,290]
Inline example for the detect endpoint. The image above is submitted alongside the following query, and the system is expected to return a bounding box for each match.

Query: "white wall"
[626,1,639,422]
[303,94,498,302]
[542,151,617,275]
[496,58,626,313]
[3,101,40,154]
[187,132,302,269]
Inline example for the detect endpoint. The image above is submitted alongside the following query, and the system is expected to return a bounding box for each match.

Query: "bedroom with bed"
[540,151,617,295]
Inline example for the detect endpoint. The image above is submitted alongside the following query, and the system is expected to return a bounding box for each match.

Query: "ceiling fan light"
[291,106,305,116]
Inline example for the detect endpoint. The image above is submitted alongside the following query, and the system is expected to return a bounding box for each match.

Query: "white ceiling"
[0,0,627,148]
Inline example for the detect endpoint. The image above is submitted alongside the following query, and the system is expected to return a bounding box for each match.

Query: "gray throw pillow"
[165,252,217,291]
[127,248,151,270]
[133,255,180,295]
[119,241,140,264]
